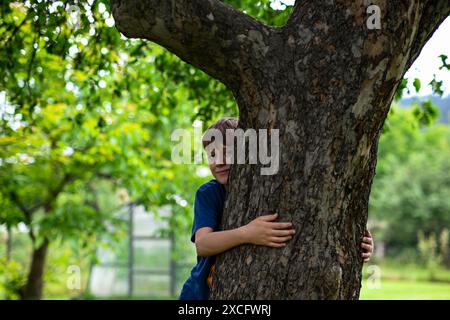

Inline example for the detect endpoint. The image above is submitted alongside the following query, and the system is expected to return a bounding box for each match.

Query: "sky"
[271,0,450,98]
[404,17,450,97]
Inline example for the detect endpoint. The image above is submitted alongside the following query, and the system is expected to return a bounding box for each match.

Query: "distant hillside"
[399,94,450,125]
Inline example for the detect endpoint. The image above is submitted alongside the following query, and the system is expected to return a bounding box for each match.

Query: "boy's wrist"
[237,225,250,244]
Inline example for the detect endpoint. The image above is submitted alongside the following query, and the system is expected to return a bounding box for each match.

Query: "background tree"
[370,106,450,251]
[0,0,208,299]
[109,0,450,299]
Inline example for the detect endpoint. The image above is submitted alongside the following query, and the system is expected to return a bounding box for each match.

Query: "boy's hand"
[361,229,374,262]
[241,213,295,248]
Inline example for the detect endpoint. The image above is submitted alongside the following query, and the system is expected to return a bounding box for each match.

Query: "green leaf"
[429,76,444,96]
[413,78,421,93]
[395,78,408,101]
[438,54,449,71]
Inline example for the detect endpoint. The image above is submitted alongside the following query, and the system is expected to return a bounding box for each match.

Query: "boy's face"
[207,143,230,185]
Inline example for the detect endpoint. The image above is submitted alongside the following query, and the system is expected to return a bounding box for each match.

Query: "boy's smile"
[212,164,230,184]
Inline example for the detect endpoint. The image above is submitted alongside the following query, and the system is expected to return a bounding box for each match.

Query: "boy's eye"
[210,150,215,158]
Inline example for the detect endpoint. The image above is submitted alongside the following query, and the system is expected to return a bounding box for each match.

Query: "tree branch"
[109,0,272,90]
[9,190,35,219]
[43,172,75,212]
[405,0,450,71]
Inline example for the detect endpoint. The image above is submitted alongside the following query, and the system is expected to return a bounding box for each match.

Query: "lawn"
[360,279,450,299]
[360,260,450,300]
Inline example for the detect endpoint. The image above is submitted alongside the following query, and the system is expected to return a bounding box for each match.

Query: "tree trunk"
[211,97,381,299]
[21,238,49,300]
[110,0,450,299]
[6,225,12,261]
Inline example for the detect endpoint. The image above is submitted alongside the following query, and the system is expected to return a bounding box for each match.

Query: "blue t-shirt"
[179,180,226,300]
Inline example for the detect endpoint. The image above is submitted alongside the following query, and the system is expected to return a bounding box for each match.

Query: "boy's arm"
[195,227,247,257]
[195,216,374,260]
[195,213,295,257]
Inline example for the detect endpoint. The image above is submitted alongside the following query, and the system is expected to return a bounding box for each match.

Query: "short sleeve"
[190,188,220,243]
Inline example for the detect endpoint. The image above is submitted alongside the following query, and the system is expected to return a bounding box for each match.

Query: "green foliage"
[394,54,448,100]
[0,0,214,297]
[225,0,293,27]
[370,106,450,252]
[439,54,450,71]
[429,76,445,96]
[418,231,441,278]
[416,228,450,272]
[0,258,26,300]
[0,1,211,228]
[394,79,408,101]
[440,229,450,267]
[412,78,421,93]
[411,99,439,127]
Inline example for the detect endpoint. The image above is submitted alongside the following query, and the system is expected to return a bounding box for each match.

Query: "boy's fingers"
[268,242,287,248]
[363,237,372,243]
[271,229,295,237]
[270,236,292,243]
[365,229,372,237]
[259,213,278,221]
[361,243,372,251]
[271,222,293,229]
[363,258,370,262]
[361,252,371,258]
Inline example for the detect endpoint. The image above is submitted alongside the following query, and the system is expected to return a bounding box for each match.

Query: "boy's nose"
[212,154,226,165]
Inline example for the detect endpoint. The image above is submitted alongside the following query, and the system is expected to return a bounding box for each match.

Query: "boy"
[179,118,374,300]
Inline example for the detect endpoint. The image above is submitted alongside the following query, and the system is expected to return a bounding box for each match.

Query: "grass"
[360,279,450,299]
[360,259,450,300]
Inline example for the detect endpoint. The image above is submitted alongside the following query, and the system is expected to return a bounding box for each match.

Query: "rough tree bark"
[110,0,450,299]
